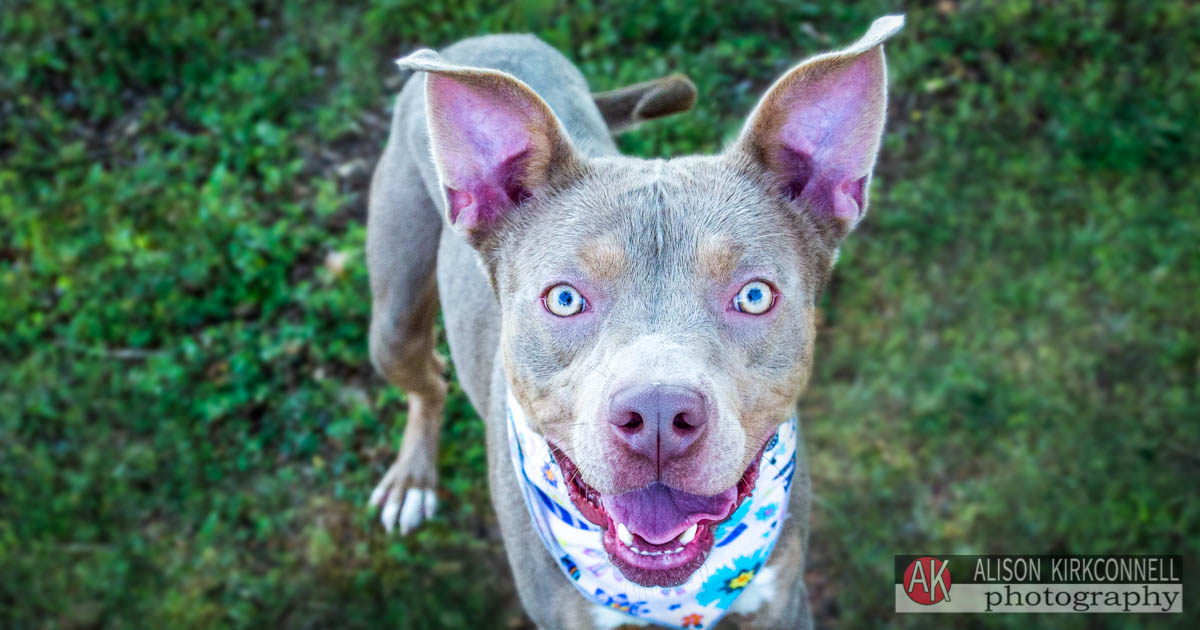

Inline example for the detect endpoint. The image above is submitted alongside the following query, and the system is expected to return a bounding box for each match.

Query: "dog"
[366,15,903,629]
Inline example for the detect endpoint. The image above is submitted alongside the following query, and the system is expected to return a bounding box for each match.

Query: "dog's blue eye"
[545,284,586,317]
[733,280,775,315]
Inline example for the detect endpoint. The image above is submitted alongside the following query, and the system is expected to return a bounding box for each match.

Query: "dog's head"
[401,16,902,586]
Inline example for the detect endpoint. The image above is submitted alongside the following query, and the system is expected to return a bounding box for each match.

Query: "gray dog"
[366,15,903,629]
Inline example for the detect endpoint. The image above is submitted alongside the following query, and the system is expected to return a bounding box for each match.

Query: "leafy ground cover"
[2,1,1197,628]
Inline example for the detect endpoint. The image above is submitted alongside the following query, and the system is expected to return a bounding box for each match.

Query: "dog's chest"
[586,566,778,629]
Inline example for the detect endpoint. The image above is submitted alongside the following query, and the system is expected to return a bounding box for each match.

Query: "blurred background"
[2,1,1197,628]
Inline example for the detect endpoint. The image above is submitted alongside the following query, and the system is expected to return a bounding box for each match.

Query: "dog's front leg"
[365,145,448,534]
[366,287,448,534]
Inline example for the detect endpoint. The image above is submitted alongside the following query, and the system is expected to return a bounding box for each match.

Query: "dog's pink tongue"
[602,483,737,544]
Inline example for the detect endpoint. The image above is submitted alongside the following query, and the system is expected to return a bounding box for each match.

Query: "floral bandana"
[505,389,798,629]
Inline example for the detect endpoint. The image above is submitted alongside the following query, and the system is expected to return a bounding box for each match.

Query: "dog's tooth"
[617,522,634,546]
[672,547,683,553]
[678,524,698,545]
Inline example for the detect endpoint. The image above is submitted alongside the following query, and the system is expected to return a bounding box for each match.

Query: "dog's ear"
[396,50,582,247]
[731,15,904,240]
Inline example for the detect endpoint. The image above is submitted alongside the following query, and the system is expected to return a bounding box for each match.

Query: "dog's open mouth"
[549,445,763,587]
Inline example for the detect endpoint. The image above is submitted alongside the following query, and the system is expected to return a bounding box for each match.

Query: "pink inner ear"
[428,75,538,234]
[445,150,532,226]
[839,176,867,216]
[769,53,882,223]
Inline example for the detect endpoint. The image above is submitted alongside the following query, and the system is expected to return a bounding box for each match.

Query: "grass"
[2,1,1197,628]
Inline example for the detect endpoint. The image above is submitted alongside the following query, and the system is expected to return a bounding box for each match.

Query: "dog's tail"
[592,73,697,134]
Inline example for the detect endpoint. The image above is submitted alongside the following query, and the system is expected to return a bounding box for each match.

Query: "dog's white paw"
[369,461,437,535]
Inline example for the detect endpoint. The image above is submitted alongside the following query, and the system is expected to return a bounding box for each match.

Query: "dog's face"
[491,157,826,585]
[402,16,900,587]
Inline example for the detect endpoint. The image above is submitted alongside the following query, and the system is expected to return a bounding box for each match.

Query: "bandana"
[505,389,798,629]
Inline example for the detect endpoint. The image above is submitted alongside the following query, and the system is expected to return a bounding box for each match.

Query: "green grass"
[2,1,1197,628]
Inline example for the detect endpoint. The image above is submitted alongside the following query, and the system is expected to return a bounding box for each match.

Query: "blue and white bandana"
[505,390,798,629]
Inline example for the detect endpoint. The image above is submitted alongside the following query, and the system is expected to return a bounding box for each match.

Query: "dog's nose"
[607,384,708,462]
